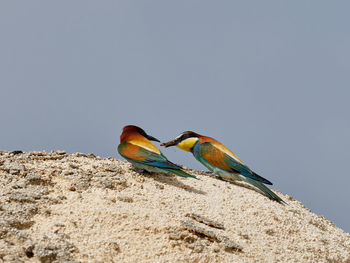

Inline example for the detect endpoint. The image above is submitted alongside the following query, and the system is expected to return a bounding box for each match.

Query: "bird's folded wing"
[198,142,272,184]
[118,142,181,169]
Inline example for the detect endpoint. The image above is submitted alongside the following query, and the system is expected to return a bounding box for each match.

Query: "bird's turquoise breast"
[193,142,215,171]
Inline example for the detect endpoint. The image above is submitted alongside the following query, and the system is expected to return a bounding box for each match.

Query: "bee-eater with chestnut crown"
[118,125,196,179]
[161,131,285,203]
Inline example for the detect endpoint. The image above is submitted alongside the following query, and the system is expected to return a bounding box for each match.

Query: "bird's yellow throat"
[176,138,199,152]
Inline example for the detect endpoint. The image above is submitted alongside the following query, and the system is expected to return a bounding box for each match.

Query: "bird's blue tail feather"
[245,178,287,204]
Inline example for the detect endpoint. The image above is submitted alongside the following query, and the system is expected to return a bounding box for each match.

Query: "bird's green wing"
[198,142,272,185]
[118,141,182,169]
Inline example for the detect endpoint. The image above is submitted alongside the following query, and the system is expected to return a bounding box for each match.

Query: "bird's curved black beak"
[146,135,160,142]
[160,139,179,147]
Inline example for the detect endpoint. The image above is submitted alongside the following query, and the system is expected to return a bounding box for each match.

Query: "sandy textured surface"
[0,150,349,263]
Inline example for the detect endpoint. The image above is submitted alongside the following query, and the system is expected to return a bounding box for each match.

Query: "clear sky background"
[1,1,349,232]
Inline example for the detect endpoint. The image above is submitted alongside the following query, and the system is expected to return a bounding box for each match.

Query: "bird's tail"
[163,168,197,179]
[245,178,287,204]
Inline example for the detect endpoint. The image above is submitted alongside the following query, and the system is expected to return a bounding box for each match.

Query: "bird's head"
[161,131,200,152]
[121,125,160,142]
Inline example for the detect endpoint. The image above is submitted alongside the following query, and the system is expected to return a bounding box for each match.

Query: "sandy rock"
[0,150,349,262]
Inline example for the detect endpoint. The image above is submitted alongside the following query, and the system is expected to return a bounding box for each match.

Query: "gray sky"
[1,1,349,232]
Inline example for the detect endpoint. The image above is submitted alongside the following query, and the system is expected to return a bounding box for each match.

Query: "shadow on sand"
[135,169,206,195]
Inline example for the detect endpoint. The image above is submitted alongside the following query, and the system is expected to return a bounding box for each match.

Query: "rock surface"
[0,150,349,262]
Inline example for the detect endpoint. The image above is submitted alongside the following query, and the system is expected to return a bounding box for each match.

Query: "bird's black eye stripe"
[138,129,148,137]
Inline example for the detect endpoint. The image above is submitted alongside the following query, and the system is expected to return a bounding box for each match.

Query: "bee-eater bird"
[161,131,285,203]
[118,125,196,179]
